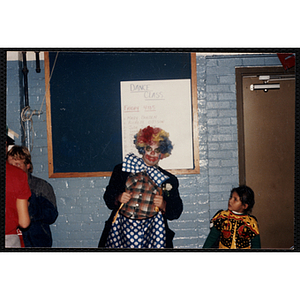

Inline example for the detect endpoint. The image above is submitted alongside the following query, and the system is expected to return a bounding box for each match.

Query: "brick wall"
[6,51,281,249]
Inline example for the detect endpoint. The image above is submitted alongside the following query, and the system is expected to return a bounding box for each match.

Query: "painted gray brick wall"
[6,52,281,249]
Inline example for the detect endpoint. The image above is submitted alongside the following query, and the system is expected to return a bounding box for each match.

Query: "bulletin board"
[45,51,199,178]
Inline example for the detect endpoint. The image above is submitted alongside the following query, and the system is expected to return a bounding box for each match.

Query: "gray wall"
[6,52,281,248]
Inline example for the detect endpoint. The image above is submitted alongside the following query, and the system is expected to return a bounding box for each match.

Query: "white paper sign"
[121,79,194,170]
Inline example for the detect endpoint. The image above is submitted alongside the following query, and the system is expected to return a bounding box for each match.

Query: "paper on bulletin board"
[120,79,194,170]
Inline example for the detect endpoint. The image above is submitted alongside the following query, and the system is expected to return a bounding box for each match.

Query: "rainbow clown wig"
[134,126,173,159]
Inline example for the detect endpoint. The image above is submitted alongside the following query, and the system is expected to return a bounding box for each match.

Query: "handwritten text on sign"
[121,79,194,170]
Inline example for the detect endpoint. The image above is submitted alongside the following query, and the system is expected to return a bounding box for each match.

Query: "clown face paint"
[142,142,161,166]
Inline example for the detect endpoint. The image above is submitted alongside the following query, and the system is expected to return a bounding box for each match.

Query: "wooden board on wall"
[45,51,199,178]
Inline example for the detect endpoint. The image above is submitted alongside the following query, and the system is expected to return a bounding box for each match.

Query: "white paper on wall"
[121,79,194,170]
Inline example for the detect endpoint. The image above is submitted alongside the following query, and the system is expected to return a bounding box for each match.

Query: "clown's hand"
[153,194,166,212]
[118,192,132,204]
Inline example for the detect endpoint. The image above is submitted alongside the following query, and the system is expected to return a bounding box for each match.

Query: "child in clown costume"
[203,185,261,249]
[98,126,183,248]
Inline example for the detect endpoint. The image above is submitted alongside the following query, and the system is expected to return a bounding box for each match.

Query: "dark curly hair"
[230,185,255,214]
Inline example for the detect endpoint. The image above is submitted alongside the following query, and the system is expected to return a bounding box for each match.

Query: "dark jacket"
[98,163,183,248]
[21,174,58,247]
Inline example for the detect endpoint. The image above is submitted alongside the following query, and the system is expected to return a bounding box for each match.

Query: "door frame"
[235,66,295,185]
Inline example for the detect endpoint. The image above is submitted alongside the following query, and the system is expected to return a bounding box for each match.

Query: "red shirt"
[5,161,31,234]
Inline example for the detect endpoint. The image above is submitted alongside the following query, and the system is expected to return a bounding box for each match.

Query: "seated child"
[203,185,261,249]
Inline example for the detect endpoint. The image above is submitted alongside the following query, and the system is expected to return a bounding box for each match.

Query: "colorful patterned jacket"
[203,210,261,249]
